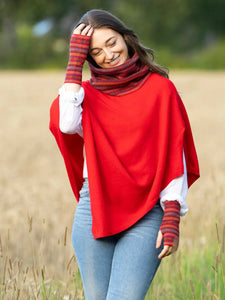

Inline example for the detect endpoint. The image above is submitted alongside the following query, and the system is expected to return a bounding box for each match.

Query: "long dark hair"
[75,9,169,78]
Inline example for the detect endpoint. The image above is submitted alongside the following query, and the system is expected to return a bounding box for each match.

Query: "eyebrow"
[90,36,116,52]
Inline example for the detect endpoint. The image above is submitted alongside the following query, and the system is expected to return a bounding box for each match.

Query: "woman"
[49,9,199,300]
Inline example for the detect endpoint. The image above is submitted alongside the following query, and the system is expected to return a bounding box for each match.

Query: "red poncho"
[49,73,199,238]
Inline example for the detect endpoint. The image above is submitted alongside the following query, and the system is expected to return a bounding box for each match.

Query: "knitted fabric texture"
[160,200,180,246]
[50,73,200,238]
[64,34,90,85]
[89,53,150,96]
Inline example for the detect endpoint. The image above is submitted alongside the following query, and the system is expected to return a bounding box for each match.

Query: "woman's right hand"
[73,23,93,36]
[64,24,93,90]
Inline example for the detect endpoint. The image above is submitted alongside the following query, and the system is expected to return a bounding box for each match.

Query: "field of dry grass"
[0,70,224,298]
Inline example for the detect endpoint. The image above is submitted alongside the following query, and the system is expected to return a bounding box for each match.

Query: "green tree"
[0,0,225,68]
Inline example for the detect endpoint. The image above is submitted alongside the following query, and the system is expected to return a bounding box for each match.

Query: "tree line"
[0,0,225,69]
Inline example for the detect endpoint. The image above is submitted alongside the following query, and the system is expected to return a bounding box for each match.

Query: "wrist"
[160,200,180,246]
[69,34,91,57]
[64,34,90,85]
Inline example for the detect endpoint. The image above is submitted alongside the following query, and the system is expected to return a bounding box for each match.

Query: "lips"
[108,55,121,66]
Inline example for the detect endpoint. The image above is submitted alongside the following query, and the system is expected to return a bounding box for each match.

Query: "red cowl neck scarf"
[89,53,150,96]
[49,71,200,239]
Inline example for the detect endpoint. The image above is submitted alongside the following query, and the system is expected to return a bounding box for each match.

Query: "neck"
[89,53,150,96]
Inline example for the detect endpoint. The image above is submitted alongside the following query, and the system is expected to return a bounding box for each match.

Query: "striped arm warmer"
[64,34,91,85]
[160,200,180,246]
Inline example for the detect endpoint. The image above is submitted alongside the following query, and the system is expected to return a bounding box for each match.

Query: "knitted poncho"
[49,73,199,238]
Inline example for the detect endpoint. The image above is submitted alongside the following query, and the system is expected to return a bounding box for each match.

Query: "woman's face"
[89,27,129,68]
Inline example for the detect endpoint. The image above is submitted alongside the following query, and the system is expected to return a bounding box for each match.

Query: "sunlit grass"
[0,70,224,299]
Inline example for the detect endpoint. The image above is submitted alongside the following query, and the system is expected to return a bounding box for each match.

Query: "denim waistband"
[79,178,89,198]
[82,177,89,187]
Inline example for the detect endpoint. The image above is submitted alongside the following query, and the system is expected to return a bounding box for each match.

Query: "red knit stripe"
[89,53,151,95]
[64,34,90,84]
[160,200,180,246]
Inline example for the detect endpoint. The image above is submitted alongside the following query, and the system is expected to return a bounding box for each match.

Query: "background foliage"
[0,0,225,68]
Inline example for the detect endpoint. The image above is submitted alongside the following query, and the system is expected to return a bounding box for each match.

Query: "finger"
[158,245,172,259]
[73,23,86,35]
[86,26,94,36]
[156,230,163,249]
[158,246,169,259]
[165,246,173,256]
[81,24,92,36]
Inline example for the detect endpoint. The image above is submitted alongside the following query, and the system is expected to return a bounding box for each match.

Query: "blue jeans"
[72,179,164,300]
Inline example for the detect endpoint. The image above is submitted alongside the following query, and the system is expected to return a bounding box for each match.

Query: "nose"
[104,48,114,60]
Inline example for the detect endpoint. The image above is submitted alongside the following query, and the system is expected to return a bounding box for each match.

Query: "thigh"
[71,181,116,300]
[106,203,164,300]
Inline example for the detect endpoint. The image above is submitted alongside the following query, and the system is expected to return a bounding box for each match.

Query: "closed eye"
[108,40,116,47]
[90,36,117,56]
[91,49,102,56]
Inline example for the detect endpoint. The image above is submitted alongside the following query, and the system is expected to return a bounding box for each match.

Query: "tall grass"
[0,221,224,299]
[146,224,225,299]
[0,70,224,299]
[0,219,84,299]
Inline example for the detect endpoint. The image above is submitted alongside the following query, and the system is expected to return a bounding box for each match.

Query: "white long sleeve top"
[59,85,188,216]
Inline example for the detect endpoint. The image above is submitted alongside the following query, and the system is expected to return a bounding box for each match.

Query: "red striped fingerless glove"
[64,34,91,85]
[160,201,180,246]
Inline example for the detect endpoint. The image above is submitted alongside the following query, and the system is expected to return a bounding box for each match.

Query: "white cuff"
[159,151,188,216]
[160,195,189,216]
[59,85,84,106]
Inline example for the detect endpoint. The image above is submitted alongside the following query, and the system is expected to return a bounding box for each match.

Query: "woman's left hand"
[155,200,180,259]
[156,230,179,259]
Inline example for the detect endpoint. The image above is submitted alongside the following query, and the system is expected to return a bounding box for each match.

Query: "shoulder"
[149,73,178,94]
[146,73,182,110]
